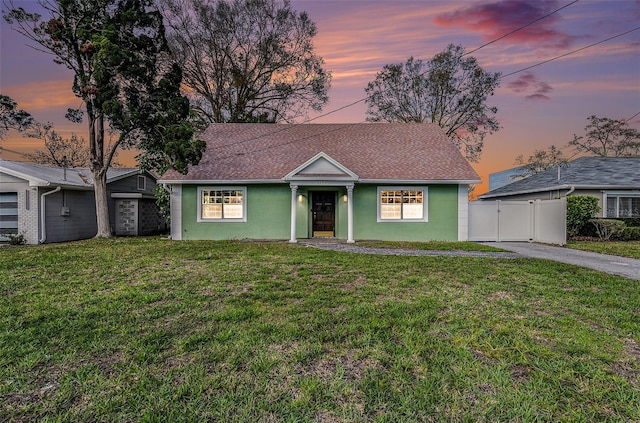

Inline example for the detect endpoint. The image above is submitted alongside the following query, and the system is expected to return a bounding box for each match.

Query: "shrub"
[591,219,626,241]
[6,232,27,245]
[615,217,640,227]
[567,196,600,237]
[153,185,171,225]
[617,226,640,241]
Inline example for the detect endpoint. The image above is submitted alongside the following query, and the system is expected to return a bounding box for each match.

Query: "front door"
[312,191,336,237]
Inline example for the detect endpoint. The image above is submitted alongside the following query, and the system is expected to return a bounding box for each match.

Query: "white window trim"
[137,175,146,191]
[377,186,428,222]
[603,191,640,218]
[197,186,247,223]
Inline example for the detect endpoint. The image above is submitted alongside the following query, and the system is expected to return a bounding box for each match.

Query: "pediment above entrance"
[284,152,358,182]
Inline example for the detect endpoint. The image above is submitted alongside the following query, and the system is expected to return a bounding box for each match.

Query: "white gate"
[468,198,566,245]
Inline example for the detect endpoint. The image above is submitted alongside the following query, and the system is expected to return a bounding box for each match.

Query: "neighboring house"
[488,166,527,191]
[479,157,640,218]
[0,159,166,244]
[159,123,480,243]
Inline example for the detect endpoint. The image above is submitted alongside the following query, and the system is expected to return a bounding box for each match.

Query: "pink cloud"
[506,72,553,100]
[525,93,551,101]
[434,0,581,49]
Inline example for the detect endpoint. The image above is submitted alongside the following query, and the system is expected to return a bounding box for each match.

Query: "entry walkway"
[480,242,640,281]
[299,240,519,258]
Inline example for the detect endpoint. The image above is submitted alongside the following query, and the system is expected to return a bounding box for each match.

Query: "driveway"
[481,242,640,281]
[300,240,640,281]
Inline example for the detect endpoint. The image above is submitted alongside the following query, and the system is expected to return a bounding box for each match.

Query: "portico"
[285,152,357,243]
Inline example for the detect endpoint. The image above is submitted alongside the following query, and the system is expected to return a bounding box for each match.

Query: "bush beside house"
[566,195,640,241]
[566,196,600,237]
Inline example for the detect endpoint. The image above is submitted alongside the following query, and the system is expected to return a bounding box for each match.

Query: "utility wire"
[624,111,640,123]
[0,146,29,158]
[207,0,581,152]
[207,24,640,158]
[501,26,640,78]
[464,0,580,56]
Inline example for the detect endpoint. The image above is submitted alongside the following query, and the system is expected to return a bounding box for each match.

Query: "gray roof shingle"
[480,157,640,199]
[160,123,480,183]
[0,159,141,188]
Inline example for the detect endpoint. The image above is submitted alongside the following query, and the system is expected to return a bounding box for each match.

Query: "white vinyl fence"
[468,198,566,245]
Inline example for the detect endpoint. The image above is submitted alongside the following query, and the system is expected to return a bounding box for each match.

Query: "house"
[159,123,481,243]
[488,166,527,191]
[0,159,166,244]
[479,157,640,217]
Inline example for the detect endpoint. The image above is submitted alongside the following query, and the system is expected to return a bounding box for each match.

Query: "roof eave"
[106,169,145,183]
[479,184,640,199]
[479,184,572,199]
[160,178,481,185]
[360,178,481,185]
[159,179,285,185]
[0,167,50,186]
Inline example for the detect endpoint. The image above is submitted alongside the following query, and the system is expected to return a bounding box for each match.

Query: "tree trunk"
[93,169,112,238]
[89,113,111,238]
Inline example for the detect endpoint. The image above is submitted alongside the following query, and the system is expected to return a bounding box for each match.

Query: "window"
[378,187,427,221]
[606,194,640,217]
[0,192,18,240]
[137,175,146,190]
[198,187,246,222]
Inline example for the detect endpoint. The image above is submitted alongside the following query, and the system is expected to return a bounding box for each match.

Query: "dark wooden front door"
[312,191,336,237]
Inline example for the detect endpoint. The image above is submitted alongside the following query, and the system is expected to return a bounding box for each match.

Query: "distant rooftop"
[480,156,640,199]
[0,159,141,188]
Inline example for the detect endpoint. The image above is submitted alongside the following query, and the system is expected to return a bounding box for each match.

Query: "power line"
[624,111,640,123]
[0,146,29,158]
[501,26,640,78]
[464,0,581,56]
[209,24,640,158]
[215,121,368,161]
[205,2,575,152]
[211,98,368,151]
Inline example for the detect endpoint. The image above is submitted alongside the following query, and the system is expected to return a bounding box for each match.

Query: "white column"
[347,184,354,243]
[289,185,298,243]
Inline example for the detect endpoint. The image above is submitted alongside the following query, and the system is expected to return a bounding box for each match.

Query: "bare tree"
[0,94,33,139]
[514,145,567,177]
[160,0,331,123]
[365,45,501,162]
[23,122,89,167]
[568,115,640,157]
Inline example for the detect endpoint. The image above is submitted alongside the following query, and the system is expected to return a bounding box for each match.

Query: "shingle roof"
[160,123,480,183]
[0,159,141,188]
[479,157,640,199]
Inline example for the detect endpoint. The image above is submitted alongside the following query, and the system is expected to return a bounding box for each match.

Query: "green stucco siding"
[180,183,460,241]
[352,185,459,241]
[181,184,292,240]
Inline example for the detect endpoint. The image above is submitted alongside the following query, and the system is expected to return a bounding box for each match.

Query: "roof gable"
[284,152,358,182]
[160,123,480,183]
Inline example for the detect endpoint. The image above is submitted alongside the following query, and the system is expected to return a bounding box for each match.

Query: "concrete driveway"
[482,242,640,281]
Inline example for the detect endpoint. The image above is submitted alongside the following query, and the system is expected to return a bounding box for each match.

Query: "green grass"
[567,241,640,259]
[1,238,639,422]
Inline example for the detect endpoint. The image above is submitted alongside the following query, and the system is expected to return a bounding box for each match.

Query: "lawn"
[1,238,639,422]
[567,240,640,259]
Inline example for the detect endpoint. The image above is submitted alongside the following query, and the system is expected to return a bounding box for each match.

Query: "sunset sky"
[1,0,639,195]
